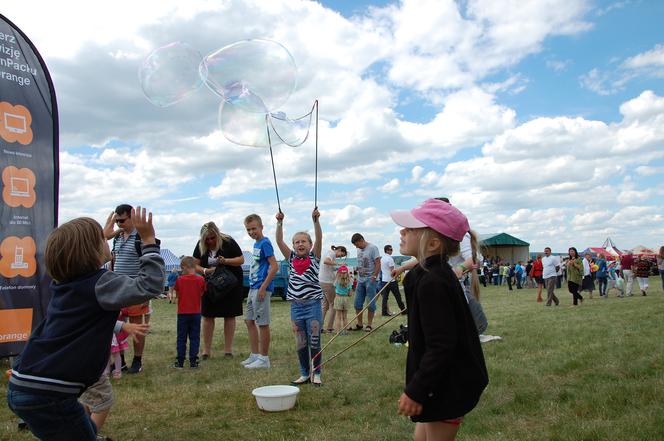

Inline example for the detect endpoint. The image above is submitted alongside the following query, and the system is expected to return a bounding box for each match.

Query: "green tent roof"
[480,232,529,247]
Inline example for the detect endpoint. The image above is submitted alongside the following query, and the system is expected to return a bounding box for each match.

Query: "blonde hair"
[418,228,482,300]
[180,256,196,270]
[198,221,231,256]
[244,214,263,226]
[334,270,351,288]
[292,231,313,245]
[45,217,106,283]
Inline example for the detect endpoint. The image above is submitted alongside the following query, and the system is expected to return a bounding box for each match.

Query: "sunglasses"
[115,217,129,224]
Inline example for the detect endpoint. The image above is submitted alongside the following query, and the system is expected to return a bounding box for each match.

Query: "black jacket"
[404,254,488,421]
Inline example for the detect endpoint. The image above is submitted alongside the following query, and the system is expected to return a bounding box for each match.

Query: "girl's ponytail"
[469,229,481,301]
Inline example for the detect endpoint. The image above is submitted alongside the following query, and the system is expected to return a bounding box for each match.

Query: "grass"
[2,278,664,440]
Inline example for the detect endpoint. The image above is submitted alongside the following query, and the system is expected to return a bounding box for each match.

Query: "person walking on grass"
[531,255,544,302]
[595,254,608,298]
[242,214,278,369]
[542,247,560,306]
[349,233,381,332]
[275,208,324,386]
[391,199,488,441]
[620,251,635,296]
[581,253,595,299]
[634,256,651,296]
[380,244,406,316]
[657,246,664,292]
[566,247,584,306]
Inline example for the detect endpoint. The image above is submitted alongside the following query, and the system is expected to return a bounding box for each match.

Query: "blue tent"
[160,248,181,272]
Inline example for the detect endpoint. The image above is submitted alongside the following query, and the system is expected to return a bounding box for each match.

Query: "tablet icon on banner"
[0,102,33,145]
[0,236,37,278]
[2,166,36,208]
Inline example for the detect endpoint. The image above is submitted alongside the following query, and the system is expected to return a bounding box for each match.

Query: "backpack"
[389,325,408,345]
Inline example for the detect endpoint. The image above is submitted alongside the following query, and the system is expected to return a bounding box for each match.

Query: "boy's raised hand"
[131,206,156,245]
[276,211,285,222]
[312,208,320,222]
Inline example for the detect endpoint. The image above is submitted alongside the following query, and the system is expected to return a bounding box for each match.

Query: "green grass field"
[2,279,664,440]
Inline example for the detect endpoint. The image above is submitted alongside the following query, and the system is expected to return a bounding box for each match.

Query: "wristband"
[458,264,468,273]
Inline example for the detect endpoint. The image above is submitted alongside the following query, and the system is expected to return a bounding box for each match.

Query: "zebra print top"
[287,251,323,301]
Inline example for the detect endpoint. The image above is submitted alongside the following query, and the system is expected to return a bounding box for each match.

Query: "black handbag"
[205,265,238,302]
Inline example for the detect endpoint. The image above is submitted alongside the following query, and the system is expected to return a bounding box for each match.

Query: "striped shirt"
[112,230,140,277]
[287,252,323,301]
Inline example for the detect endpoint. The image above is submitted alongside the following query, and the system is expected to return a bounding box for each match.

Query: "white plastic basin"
[252,385,300,412]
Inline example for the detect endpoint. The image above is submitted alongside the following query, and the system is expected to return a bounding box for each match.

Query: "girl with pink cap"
[391,199,488,441]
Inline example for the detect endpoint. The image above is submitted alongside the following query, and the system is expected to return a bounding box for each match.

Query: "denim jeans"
[597,276,608,296]
[7,387,97,440]
[177,313,201,363]
[291,299,323,376]
[354,279,377,312]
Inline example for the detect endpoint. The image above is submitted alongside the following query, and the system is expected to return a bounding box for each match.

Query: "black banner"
[0,14,59,357]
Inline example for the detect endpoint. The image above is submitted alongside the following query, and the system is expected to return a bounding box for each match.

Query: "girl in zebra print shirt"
[275,208,324,386]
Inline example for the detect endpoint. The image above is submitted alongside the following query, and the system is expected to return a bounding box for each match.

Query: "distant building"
[480,233,530,263]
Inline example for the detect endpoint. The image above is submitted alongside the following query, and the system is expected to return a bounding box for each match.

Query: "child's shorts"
[334,295,350,311]
[246,289,271,326]
[123,301,151,317]
[78,374,113,413]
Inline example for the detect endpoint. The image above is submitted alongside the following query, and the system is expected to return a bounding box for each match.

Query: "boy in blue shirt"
[242,214,278,369]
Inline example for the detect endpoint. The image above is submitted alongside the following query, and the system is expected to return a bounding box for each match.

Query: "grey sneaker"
[240,354,259,366]
[245,357,270,369]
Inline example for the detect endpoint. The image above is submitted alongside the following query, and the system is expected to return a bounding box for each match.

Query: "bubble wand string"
[312,276,396,362]
[266,113,282,212]
[314,99,319,209]
[314,305,407,371]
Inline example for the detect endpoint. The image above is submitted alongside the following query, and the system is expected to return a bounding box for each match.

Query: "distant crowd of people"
[480,246,664,306]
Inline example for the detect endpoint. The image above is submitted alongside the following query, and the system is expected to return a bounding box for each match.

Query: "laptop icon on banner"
[9,176,30,198]
[3,112,27,134]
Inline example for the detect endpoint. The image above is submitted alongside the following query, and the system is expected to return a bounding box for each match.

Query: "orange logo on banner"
[2,166,36,208]
[0,309,33,343]
[0,236,37,278]
[0,102,33,145]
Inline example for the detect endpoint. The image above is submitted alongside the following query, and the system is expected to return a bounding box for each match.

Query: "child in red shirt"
[174,256,206,368]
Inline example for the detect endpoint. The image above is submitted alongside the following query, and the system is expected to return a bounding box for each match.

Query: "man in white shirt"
[541,247,560,306]
[379,245,406,316]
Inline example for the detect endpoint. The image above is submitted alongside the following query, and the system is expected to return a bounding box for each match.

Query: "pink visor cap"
[390,199,469,242]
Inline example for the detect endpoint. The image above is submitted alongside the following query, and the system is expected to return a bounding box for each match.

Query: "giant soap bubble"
[219,102,313,148]
[139,42,206,107]
[203,39,297,113]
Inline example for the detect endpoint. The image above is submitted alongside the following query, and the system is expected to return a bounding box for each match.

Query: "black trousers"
[381,280,406,314]
[568,281,583,305]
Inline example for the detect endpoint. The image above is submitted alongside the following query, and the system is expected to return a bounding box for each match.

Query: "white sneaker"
[245,356,270,369]
[240,354,259,366]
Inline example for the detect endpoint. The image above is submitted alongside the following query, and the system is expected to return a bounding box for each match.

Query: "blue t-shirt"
[249,237,275,291]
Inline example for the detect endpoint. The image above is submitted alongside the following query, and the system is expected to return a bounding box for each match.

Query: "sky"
[2,0,663,258]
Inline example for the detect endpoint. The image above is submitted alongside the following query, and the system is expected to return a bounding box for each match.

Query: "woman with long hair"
[566,247,584,305]
[193,222,245,359]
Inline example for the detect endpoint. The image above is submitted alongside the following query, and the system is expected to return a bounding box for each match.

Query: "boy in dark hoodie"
[7,207,164,440]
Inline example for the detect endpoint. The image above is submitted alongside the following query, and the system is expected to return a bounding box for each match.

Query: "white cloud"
[379,178,400,192]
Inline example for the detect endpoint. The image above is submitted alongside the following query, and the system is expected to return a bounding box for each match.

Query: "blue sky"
[3,0,663,257]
